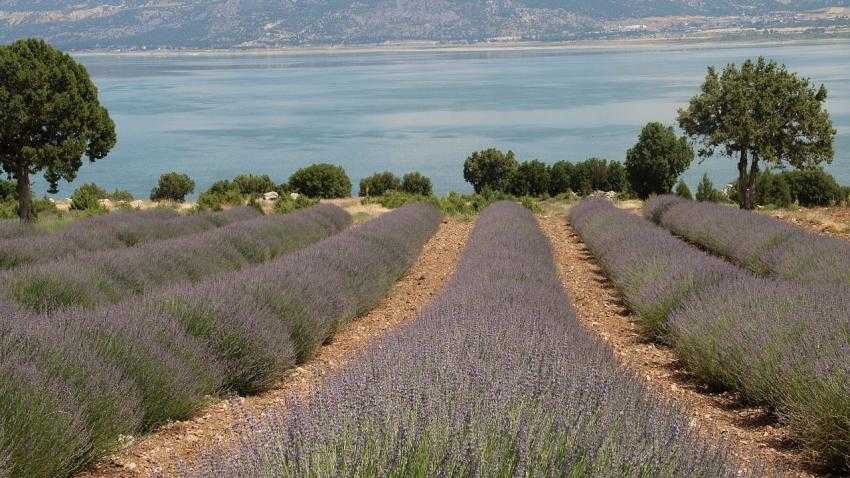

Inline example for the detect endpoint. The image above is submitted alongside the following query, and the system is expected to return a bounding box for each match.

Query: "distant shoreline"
[72,32,850,58]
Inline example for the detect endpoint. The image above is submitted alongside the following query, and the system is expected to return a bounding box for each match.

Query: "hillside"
[1,0,849,49]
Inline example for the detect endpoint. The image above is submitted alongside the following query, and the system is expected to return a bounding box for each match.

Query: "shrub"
[695,174,724,203]
[70,183,108,211]
[462,148,517,193]
[150,172,195,202]
[504,159,550,197]
[108,189,134,203]
[197,181,243,211]
[400,172,432,196]
[670,279,850,467]
[0,179,15,200]
[190,202,741,477]
[549,158,627,197]
[358,171,401,197]
[288,164,351,199]
[274,195,319,214]
[674,181,692,200]
[625,122,694,199]
[754,171,792,208]
[233,174,276,196]
[784,169,843,207]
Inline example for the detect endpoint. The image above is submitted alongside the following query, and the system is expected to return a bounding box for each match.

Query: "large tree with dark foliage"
[678,57,835,210]
[0,38,116,222]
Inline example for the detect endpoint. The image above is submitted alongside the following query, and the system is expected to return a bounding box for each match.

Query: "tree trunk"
[737,150,751,209]
[15,166,35,223]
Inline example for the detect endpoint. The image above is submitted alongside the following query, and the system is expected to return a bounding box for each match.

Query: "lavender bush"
[0,203,440,478]
[0,221,41,241]
[191,202,743,477]
[647,195,850,285]
[671,280,850,468]
[574,198,850,468]
[0,207,260,269]
[0,204,351,312]
[569,198,746,338]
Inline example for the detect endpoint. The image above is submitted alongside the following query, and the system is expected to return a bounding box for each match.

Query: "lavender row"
[646,195,850,286]
[571,198,850,469]
[0,220,43,241]
[0,203,440,478]
[570,198,747,339]
[0,207,260,269]
[190,202,742,477]
[0,204,351,312]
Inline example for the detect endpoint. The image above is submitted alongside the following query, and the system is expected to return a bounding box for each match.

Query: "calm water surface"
[51,40,850,197]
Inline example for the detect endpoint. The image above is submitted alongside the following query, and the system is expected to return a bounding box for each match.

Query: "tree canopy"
[0,38,116,221]
[463,148,517,193]
[678,57,835,209]
[625,122,693,199]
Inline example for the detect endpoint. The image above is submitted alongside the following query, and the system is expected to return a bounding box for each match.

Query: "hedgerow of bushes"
[189,202,741,477]
[0,203,440,478]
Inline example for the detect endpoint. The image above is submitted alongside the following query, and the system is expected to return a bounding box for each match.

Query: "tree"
[674,181,693,200]
[505,160,550,197]
[695,173,723,203]
[549,161,576,196]
[288,163,351,199]
[463,148,517,193]
[678,57,835,210]
[401,172,433,196]
[151,172,195,202]
[0,38,116,222]
[605,161,628,193]
[625,122,693,199]
[359,171,400,197]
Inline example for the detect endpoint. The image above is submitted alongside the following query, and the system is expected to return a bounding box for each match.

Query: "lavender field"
[571,198,850,469]
[0,204,440,477]
[191,202,742,477]
[0,196,848,477]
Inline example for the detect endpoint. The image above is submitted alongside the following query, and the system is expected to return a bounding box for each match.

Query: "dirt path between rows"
[537,213,822,477]
[79,218,473,478]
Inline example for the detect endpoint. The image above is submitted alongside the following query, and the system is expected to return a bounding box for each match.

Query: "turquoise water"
[51,40,849,198]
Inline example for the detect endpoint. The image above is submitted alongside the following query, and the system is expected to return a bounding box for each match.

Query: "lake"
[53,40,850,198]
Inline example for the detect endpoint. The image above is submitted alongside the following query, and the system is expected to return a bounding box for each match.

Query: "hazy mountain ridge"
[1,0,849,49]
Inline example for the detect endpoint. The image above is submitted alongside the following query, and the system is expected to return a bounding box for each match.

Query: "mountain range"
[1,1,849,50]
